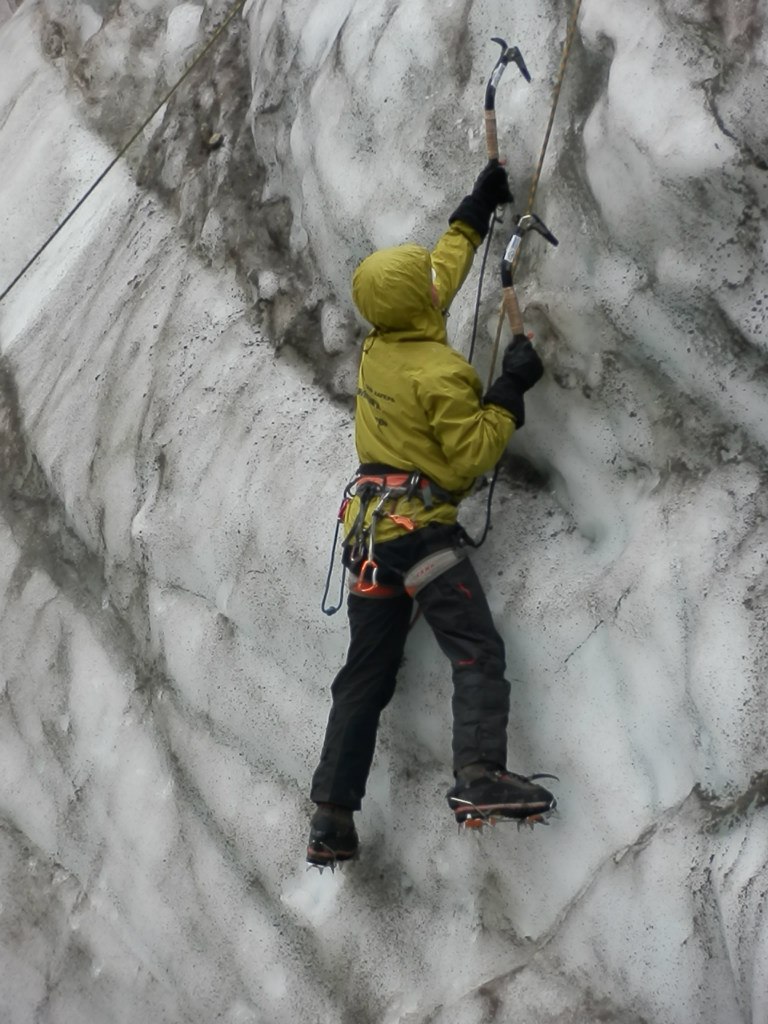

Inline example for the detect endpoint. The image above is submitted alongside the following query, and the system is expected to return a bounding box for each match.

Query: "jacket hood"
[352,243,442,336]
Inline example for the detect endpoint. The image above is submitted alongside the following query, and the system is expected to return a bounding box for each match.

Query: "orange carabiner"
[337,497,350,521]
[357,558,378,592]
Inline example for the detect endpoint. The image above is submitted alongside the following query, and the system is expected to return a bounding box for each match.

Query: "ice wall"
[1,0,767,1022]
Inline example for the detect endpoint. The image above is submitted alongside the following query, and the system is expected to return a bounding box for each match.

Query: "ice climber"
[307,162,556,867]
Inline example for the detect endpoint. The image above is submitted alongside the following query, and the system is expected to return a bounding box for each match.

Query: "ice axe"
[499,213,559,341]
[466,37,531,366]
[484,37,530,163]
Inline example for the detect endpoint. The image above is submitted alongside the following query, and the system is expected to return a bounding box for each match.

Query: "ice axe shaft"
[502,287,524,335]
[484,37,530,162]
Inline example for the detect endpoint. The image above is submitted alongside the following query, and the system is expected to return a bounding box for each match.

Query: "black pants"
[310,533,510,810]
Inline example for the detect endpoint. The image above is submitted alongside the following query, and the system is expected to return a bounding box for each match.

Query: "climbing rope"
[522,0,584,231]
[486,0,584,387]
[0,0,248,306]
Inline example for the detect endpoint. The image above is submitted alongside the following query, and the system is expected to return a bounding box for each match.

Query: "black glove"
[483,337,543,426]
[472,161,514,208]
[500,336,543,391]
[449,161,514,241]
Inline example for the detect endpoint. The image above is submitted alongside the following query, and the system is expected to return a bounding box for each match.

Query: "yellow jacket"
[344,221,516,544]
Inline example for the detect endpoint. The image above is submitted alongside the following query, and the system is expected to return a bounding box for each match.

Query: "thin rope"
[521,0,584,230]
[0,0,248,306]
[467,212,498,365]
[486,0,583,388]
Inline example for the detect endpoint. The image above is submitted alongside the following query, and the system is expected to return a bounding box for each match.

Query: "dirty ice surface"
[1,0,767,1022]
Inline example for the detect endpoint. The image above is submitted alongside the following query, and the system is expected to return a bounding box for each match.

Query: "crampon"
[451,800,557,832]
[447,770,559,832]
[305,841,357,873]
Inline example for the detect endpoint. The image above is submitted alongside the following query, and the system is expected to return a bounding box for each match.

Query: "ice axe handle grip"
[502,286,524,336]
[484,110,499,163]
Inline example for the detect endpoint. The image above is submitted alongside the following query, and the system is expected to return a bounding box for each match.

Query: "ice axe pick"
[500,214,559,337]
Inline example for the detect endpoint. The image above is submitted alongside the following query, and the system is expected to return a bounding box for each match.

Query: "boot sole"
[449,797,556,823]
[306,843,358,867]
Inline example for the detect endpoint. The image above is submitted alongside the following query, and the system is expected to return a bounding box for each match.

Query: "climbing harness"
[0,0,249,306]
[345,472,419,598]
[402,547,466,598]
[320,467,460,614]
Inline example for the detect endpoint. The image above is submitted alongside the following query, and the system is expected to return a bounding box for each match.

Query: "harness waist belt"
[352,465,458,506]
[355,473,417,491]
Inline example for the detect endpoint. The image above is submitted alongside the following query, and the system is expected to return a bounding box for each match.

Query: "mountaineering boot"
[447,764,556,825]
[306,804,359,867]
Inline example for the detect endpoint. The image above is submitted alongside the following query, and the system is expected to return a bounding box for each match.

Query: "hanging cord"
[0,0,248,307]
[485,0,583,389]
[465,213,502,549]
[468,212,498,365]
[320,516,347,615]
[463,464,500,549]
